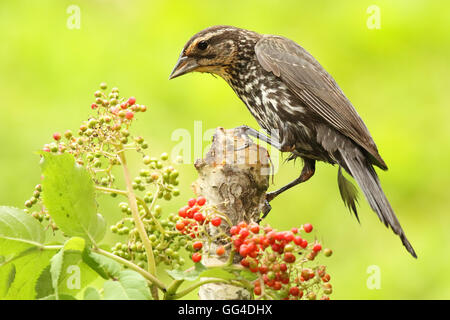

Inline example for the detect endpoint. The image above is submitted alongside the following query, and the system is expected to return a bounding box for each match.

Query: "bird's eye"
[197,40,208,50]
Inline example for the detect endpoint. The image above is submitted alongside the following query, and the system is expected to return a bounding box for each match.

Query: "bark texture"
[193,127,270,300]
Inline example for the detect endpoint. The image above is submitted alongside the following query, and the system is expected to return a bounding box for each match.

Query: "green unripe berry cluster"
[24,184,41,210]
[40,83,151,196]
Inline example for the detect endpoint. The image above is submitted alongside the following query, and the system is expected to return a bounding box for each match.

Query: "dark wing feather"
[255,35,387,170]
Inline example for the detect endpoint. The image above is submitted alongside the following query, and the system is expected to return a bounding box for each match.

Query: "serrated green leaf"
[82,249,121,279]
[50,248,64,299]
[0,206,54,300]
[103,270,151,300]
[83,286,101,300]
[166,262,207,281]
[0,246,41,269]
[40,153,105,243]
[0,262,15,297]
[49,237,85,299]
[35,265,53,299]
[0,249,54,299]
[0,206,46,257]
[48,237,97,299]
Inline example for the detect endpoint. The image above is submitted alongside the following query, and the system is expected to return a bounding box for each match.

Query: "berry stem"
[141,184,166,236]
[95,185,128,196]
[258,274,266,297]
[226,249,236,266]
[164,279,185,299]
[95,185,166,236]
[168,278,232,300]
[93,247,166,291]
[116,144,159,299]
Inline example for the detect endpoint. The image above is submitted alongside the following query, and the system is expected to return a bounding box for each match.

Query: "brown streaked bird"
[169,25,417,258]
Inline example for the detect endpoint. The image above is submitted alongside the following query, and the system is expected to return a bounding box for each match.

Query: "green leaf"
[82,250,121,279]
[0,261,15,297]
[49,237,87,299]
[89,214,106,244]
[64,237,86,252]
[40,153,105,243]
[198,266,236,281]
[35,265,53,299]
[166,262,207,281]
[50,248,64,299]
[239,269,258,281]
[0,250,55,299]
[59,261,100,298]
[47,237,101,299]
[83,286,101,300]
[103,270,151,300]
[0,206,46,257]
[0,207,53,299]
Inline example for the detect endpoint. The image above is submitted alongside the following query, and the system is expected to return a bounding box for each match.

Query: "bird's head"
[169,25,260,80]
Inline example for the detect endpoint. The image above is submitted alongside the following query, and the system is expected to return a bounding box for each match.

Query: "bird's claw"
[236,142,250,151]
[233,126,253,151]
[265,192,277,203]
[258,199,272,222]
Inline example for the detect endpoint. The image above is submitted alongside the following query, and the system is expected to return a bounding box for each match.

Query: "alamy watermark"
[66,5,81,30]
[366,5,381,30]
[366,265,381,289]
[66,265,81,290]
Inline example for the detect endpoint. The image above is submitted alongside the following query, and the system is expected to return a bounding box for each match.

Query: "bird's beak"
[169,55,199,80]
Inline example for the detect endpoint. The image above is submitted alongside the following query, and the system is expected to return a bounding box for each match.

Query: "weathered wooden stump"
[192,127,271,300]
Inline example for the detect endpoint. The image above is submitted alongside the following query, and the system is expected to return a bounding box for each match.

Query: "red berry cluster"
[231,223,318,263]
[108,96,144,120]
[175,196,226,263]
[173,195,333,300]
[231,221,333,300]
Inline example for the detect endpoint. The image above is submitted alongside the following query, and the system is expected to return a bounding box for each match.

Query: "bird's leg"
[233,126,315,221]
[259,200,272,223]
[233,125,282,150]
[261,159,316,220]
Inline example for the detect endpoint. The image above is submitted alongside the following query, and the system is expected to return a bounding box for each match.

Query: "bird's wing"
[255,35,387,169]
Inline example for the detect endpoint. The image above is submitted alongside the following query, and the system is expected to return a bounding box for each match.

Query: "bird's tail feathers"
[337,166,360,222]
[340,152,417,258]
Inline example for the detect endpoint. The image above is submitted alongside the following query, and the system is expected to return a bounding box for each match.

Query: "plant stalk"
[117,144,159,299]
[93,247,166,292]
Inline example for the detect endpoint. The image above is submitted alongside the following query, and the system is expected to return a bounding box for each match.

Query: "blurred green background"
[1,0,449,299]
